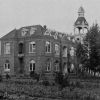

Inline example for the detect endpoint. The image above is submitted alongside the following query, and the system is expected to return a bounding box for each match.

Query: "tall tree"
[86,23,100,71]
[76,23,100,72]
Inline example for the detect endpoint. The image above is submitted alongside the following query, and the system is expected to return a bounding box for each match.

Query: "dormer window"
[21,28,28,36]
[30,27,37,35]
[44,30,51,35]
[54,32,58,39]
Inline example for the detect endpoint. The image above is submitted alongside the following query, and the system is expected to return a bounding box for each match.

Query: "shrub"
[42,80,50,86]
[30,71,40,82]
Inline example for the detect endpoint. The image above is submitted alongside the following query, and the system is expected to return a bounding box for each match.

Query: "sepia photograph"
[0,0,100,99]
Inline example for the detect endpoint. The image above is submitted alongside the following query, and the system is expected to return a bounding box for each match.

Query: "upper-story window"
[0,41,1,55]
[62,46,67,57]
[29,41,36,53]
[30,27,37,35]
[4,42,10,54]
[55,44,60,56]
[45,41,51,53]
[21,28,28,36]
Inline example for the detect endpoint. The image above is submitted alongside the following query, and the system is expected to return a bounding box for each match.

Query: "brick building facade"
[0,25,76,78]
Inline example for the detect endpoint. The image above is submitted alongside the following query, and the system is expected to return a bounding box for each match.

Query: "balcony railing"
[18,54,24,58]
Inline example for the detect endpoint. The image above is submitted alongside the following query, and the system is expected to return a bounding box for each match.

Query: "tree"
[86,23,100,72]
[76,23,100,73]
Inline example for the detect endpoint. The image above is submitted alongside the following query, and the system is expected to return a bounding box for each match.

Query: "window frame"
[4,63,10,72]
[55,44,60,56]
[4,42,11,54]
[29,41,36,53]
[46,61,51,71]
[29,60,35,71]
[45,41,51,53]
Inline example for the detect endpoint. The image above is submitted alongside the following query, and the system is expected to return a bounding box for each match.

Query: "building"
[0,25,76,80]
[0,7,87,79]
[74,6,89,43]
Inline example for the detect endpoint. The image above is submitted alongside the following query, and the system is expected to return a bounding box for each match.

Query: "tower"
[74,6,89,43]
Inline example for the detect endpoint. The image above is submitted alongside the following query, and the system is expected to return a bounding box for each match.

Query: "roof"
[74,17,88,27]
[1,29,17,40]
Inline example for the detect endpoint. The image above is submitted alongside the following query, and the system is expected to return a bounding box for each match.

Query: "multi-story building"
[0,6,88,79]
[0,25,76,79]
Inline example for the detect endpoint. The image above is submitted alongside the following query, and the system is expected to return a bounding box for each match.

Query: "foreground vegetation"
[0,77,100,100]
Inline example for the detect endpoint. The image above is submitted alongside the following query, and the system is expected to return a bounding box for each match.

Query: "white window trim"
[55,44,60,56]
[29,41,36,53]
[29,60,35,71]
[4,63,10,72]
[45,41,51,53]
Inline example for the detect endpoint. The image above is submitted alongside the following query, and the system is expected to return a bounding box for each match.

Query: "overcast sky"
[0,0,100,37]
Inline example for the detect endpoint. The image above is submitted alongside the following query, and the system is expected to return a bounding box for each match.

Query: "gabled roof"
[1,29,17,40]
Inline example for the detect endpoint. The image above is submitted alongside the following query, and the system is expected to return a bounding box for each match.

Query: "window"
[62,46,67,57]
[29,41,36,53]
[55,44,60,56]
[21,28,28,36]
[4,62,10,72]
[70,47,75,57]
[30,27,37,35]
[54,61,59,71]
[0,41,1,55]
[46,61,51,71]
[45,41,51,53]
[29,60,35,71]
[4,43,10,54]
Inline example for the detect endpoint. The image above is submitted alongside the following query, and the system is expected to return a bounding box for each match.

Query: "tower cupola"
[78,6,85,17]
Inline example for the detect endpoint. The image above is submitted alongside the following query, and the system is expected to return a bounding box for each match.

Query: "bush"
[30,71,40,82]
[42,80,50,86]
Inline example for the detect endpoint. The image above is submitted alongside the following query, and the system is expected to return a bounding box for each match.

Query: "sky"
[0,0,100,37]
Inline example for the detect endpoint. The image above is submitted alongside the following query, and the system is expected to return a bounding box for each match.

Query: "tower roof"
[74,17,88,27]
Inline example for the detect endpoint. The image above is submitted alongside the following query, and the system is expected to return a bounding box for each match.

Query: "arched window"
[45,41,51,53]
[46,59,51,71]
[55,44,60,56]
[4,60,10,72]
[29,60,35,71]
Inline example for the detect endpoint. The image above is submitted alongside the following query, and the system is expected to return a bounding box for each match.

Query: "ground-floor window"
[54,60,59,71]
[4,61,10,72]
[29,60,35,71]
[46,61,51,71]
